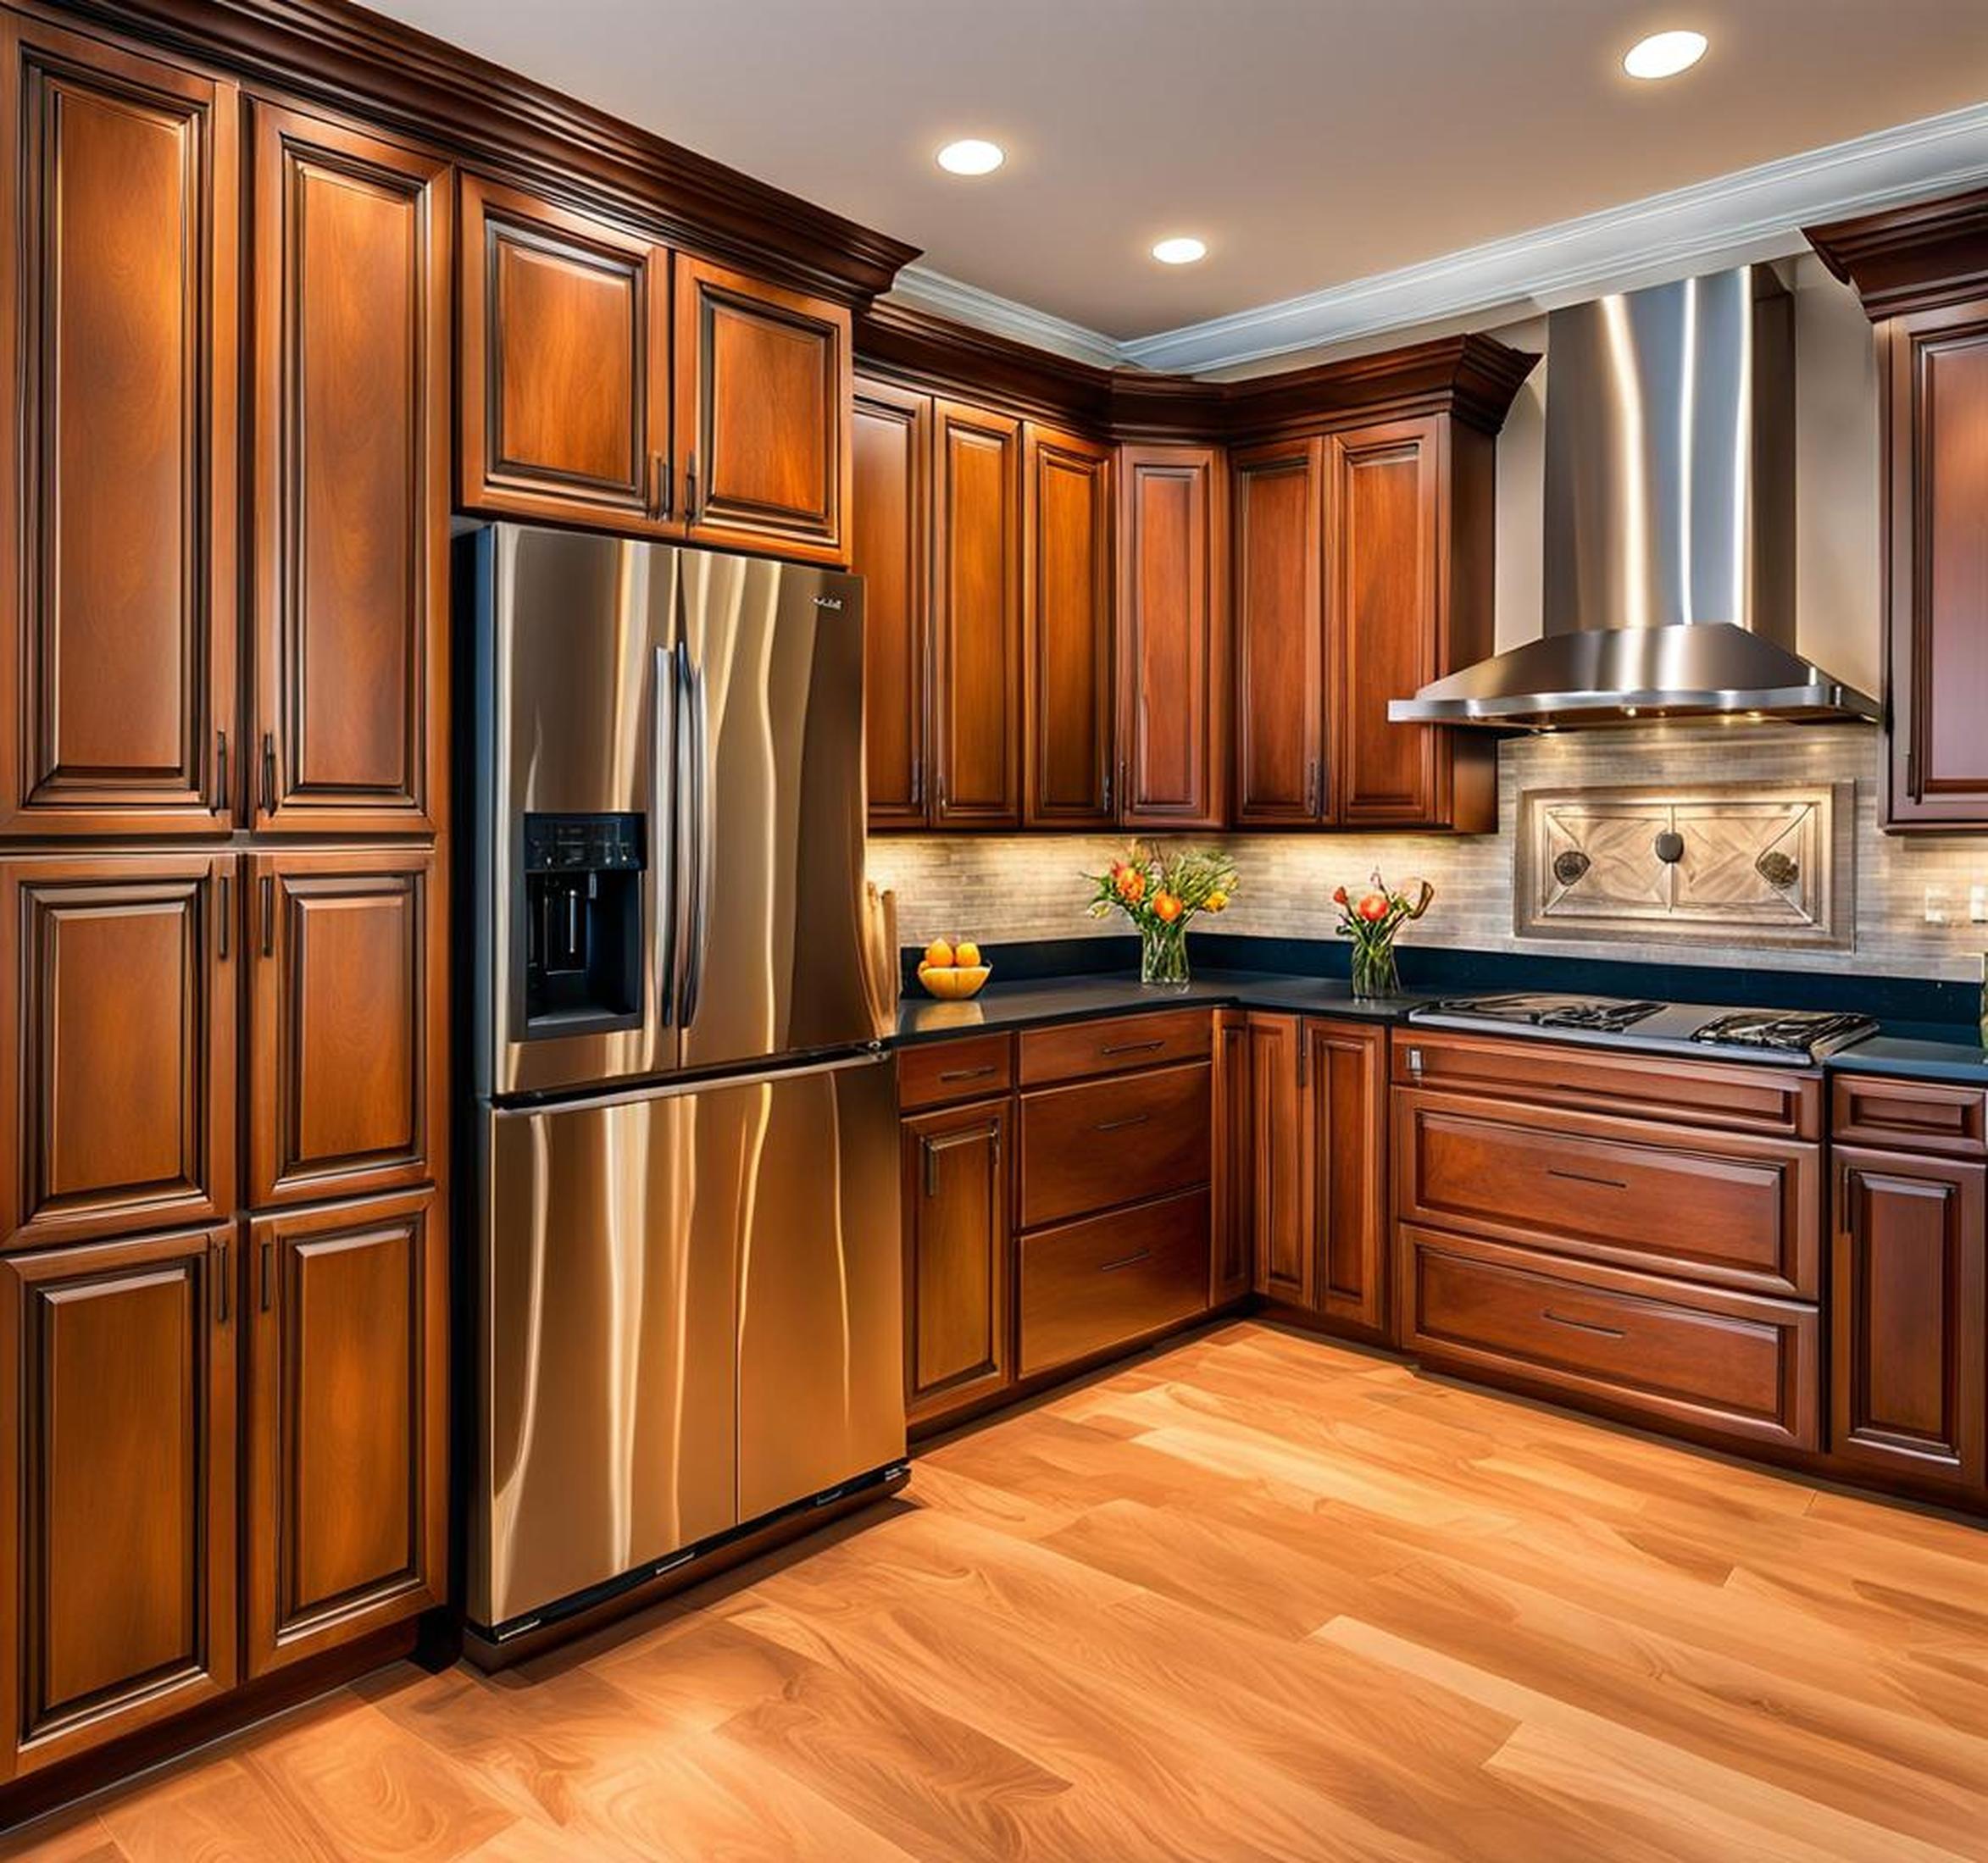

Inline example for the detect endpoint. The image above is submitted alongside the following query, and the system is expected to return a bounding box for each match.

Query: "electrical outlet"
[1925,885,1952,925]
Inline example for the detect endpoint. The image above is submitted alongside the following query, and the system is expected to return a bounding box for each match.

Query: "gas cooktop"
[1408,994,1878,1067]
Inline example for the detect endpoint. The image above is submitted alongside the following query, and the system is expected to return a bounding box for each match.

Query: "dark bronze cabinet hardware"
[1541,1307,1626,1340]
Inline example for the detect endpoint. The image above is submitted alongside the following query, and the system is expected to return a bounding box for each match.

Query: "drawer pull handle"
[1099,1249,1152,1274]
[1547,1167,1629,1191]
[938,1064,998,1083]
[1541,1307,1626,1341]
[1101,1038,1165,1056]
[1095,1113,1151,1134]
[923,1123,1000,1197]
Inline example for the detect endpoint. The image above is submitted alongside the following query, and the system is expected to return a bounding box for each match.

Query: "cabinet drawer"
[1394,1030,1822,1139]
[1021,1062,1211,1228]
[898,1034,1014,1112]
[1019,1189,1209,1377]
[1395,1090,1819,1298]
[1831,1074,1987,1159]
[1019,1008,1213,1085]
[1399,1226,1819,1452]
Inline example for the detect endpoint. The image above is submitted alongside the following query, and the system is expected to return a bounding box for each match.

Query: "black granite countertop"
[1824,1030,1988,1084]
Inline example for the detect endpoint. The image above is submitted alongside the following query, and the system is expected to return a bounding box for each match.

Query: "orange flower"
[1332,885,1349,907]
[1114,867,1147,903]
[1357,892,1390,923]
[1206,890,1228,913]
[1152,890,1182,923]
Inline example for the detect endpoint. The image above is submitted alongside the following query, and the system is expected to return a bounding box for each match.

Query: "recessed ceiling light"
[1623,29,1708,80]
[1152,236,1208,266]
[936,138,1004,176]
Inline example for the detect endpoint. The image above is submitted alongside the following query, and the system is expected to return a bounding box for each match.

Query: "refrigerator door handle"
[485,1044,891,1116]
[680,653,714,1029]
[652,641,680,1027]
[671,640,698,1029]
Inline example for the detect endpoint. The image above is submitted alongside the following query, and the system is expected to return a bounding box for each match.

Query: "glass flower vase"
[1139,918,1191,990]
[1349,936,1400,1001]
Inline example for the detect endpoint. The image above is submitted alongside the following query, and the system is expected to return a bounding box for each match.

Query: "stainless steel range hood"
[1391,266,1880,729]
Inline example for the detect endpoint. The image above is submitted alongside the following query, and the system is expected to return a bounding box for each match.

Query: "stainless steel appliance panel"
[736,1052,903,1522]
[481,526,680,1095]
[674,552,875,1073]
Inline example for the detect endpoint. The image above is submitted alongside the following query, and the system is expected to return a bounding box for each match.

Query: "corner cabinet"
[458,176,850,561]
[1807,186,1988,831]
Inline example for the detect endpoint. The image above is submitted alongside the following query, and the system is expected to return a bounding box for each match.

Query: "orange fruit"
[954,940,981,968]
[924,938,955,969]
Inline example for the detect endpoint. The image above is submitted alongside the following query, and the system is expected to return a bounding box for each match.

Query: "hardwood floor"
[9,1320,1988,1860]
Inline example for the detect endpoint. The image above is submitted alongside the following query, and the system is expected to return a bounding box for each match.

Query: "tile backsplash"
[867,723,1988,983]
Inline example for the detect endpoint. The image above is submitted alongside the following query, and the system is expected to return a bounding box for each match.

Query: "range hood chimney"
[1391,265,1879,728]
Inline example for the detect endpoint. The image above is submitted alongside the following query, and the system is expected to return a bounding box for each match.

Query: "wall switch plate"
[1925,886,1952,925]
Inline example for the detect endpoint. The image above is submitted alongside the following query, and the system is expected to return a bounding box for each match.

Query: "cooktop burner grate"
[1425,994,1667,1034]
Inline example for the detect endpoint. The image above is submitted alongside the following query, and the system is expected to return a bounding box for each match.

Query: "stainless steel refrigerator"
[460,524,902,1644]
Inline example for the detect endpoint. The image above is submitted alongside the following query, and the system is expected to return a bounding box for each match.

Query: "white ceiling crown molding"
[1121,102,1988,373]
[885,265,1124,369]
[887,103,1988,379]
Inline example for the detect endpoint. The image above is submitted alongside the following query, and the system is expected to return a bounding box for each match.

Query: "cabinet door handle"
[685,452,698,524]
[1098,1248,1152,1275]
[1547,1167,1629,1191]
[259,731,276,816]
[923,1123,1001,1197]
[651,452,671,519]
[259,1239,275,1313]
[1100,1038,1164,1057]
[910,761,925,809]
[215,729,230,812]
[216,872,230,962]
[1307,757,1323,817]
[1094,1112,1151,1134]
[214,1238,231,1326]
[938,1064,997,1083]
[1541,1307,1624,1340]
[259,873,275,956]
[1102,762,1113,815]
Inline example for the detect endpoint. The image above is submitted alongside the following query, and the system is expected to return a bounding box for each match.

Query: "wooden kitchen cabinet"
[902,1098,1013,1426]
[674,255,850,562]
[1247,1013,1307,1302]
[930,400,1024,828]
[1117,444,1227,829]
[248,103,449,835]
[1022,424,1113,826]
[0,1225,237,1778]
[1211,1010,1253,1305]
[853,379,930,827]
[1302,1019,1390,1339]
[0,14,237,838]
[244,1189,445,1676]
[1831,1145,1986,1494]
[457,174,669,532]
[247,850,443,1209]
[0,856,236,1251]
[1231,440,1325,824]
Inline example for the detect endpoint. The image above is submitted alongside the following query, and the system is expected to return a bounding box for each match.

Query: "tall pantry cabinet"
[0,12,447,1781]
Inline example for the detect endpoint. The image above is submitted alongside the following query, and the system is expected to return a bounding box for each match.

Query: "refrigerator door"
[476,524,681,1096]
[673,552,875,1074]
[736,1048,904,1522]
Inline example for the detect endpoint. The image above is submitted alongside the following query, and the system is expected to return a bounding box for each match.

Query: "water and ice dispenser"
[520,812,646,1036]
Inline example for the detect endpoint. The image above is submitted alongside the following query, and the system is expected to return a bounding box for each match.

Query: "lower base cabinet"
[246,1189,446,1676]
[0,1227,237,1779]
[902,1099,1013,1427]
[1019,1189,1210,1378]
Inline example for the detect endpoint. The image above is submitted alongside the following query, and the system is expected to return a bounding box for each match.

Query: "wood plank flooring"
[9,1320,1988,1860]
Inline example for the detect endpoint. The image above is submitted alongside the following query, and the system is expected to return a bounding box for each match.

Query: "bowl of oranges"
[917,938,991,1001]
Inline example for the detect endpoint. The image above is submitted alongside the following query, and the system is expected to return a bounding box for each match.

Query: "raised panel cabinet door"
[1832,1146,1986,1492]
[675,255,851,563]
[245,1189,444,1676]
[1329,418,1443,827]
[1211,1010,1253,1305]
[1302,1018,1390,1338]
[250,104,449,834]
[1022,424,1113,827]
[1886,304,1988,829]
[1117,445,1227,829]
[902,1100,1012,1427]
[0,1225,236,1778]
[1248,1014,1307,1303]
[0,855,236,1250]
[931,400,1023,828]
[852,378,930,828]
[0,15,237,837]
[457,174,669,531]
[247,850,441,1208]
[1231,439,1324,824]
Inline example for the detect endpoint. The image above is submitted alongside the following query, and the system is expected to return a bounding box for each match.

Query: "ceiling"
[371,0,1988,344]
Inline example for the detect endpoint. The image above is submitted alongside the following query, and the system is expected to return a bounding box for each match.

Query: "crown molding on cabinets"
[1807,182,1988,319]
[888,266,1125,369]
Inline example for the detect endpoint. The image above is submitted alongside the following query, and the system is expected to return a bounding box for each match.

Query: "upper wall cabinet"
[0,15,237,838]
[853,380,930,827]
[1808,186,1988,832]
[250,103,450,834]
[458,178,851,562]
[1023,425,1113,828]
[674,257,850,563]
[1117,445,1227,831]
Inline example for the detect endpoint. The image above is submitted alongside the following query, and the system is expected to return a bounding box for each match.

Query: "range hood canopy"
[1391,265,1880,729]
